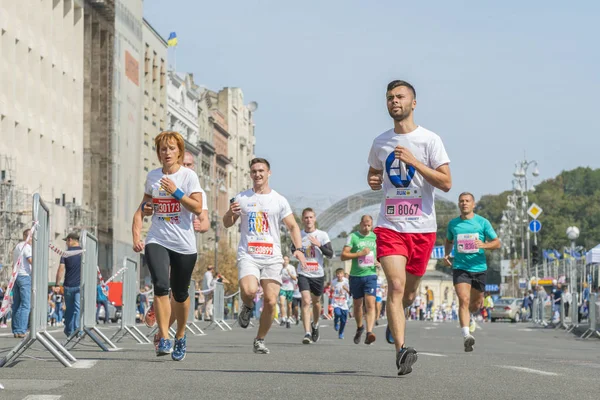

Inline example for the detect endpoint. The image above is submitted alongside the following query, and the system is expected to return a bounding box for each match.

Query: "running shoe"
[156,338,173,356]
[238,302,254,329]
[365,332,376,345]
[334,321,339,331]
[464,334,475,352]
[469,316,477,333]
[280,319,286,327]
[295,318,299,326]
[144,304,156,328]
[339,333,344,339]
[385,326,395,344]
[396,346,418,376]
[354,326,365,344]
[302,333,312,344]
[253,338,270,354]
[286,320,291,329]
[171,335,187,361]
[311,323,320,343]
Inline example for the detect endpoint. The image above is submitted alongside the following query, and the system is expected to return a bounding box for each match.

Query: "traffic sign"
[529,220,542,233]
[527,203,543,219]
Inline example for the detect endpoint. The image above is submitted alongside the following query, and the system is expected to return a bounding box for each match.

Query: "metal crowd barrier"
[112,257,151,344]
[183,279,206,336]
[1,194,77,367]
[566,293,579,333]
[65,230,119,351]
[208,282,232,331]
[554,294,568,330]
[581,293,600,339]
[322,295,332,320]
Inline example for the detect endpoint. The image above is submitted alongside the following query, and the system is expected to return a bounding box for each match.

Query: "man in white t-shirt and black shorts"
[297,208,334,344]
[367,80,452,376]
[223,158,307,354]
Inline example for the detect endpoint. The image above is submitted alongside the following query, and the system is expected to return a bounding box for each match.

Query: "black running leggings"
[145,243,197,303]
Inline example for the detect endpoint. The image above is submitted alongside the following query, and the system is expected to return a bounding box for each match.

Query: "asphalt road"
[0,318,599,400]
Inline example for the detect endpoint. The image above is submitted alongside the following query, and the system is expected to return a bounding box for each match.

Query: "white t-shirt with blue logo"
[367,126,450,233]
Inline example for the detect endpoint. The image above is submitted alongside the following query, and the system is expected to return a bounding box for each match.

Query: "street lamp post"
[566,226,580,294]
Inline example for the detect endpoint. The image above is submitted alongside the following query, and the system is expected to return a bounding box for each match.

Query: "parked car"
[490,298,523,323]
[96,301,121,323]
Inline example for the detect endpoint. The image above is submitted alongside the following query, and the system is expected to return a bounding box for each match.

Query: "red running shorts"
[373,227,436,277]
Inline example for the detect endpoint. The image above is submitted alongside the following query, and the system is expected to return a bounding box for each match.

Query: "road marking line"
[518,328,534,332]
[419,352,447,357]
[424,327,436,330]
[495,365,559,376]
[72,360,97,369]
[22,396,62,400]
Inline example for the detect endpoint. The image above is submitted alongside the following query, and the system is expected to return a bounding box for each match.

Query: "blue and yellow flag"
[167,32,178,47]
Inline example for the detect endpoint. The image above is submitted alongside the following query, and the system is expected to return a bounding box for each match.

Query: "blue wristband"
[140,201,148,210]
[172,188,185,201]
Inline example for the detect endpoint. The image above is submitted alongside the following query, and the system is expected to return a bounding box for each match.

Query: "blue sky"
[144,0,599,203]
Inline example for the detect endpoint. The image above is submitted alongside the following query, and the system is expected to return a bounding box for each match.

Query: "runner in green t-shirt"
[444,192,500,353]
[341,215,378,345]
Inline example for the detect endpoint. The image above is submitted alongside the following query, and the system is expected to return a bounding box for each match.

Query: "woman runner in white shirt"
[132,131,203,361]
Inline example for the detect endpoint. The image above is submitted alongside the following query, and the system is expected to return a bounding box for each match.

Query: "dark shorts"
[453,269,487,293]
[349,275,377,299]
[297,275,325,297]
[292,297,302,308]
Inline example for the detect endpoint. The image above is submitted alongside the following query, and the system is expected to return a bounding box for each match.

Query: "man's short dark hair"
[387,80,416,99]
[302,207,315,217]
[22,229,31,240]
[249,158,270,170]
[458,192,475,201]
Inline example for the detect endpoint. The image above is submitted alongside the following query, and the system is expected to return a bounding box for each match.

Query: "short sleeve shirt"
[331,278,350,310]
[345,231,377,277]
[281,265,297,291]
[446,214,497,273]
[236,189,293,263]
[14,242,32,276]
[145,166,203,254]
[367,126,450,233]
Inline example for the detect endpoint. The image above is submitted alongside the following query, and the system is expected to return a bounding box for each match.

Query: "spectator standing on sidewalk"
[55,232,83,337]
[96,282,110,324]
[484,292,494,322]
[202,265,215,321]
[12,229,33,338]
[563,286,572,317]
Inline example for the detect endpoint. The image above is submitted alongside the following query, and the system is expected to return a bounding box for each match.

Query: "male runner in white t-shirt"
[367,80,452,376]
[223,158,307,354]
[297,208,334,344]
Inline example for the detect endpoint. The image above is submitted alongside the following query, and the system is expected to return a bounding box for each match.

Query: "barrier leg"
[0,336,35,367]
[90,327,119,349]
[36,333,73,367]
[131,326,152,344]
[40,331,77,363]
[190,322,206,336]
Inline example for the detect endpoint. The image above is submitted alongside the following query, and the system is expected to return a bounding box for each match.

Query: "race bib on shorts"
[358,251,375,268]
[385,188,422,222]
[457,233,478,254]
[247,236,274,256]
[303,261,319,273]
[153,187,181,223]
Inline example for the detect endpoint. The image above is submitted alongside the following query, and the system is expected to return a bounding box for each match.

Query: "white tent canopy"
[586,244,600,264]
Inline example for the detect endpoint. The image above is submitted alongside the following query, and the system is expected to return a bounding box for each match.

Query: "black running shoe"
[286,320,291,329]
[354,326,365,344]
[238,302,254,329]
[396,346,418,376]
[311,323,320,343]
[385,326,395,344]
[302,333,312,344]
[365,332,376,345]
